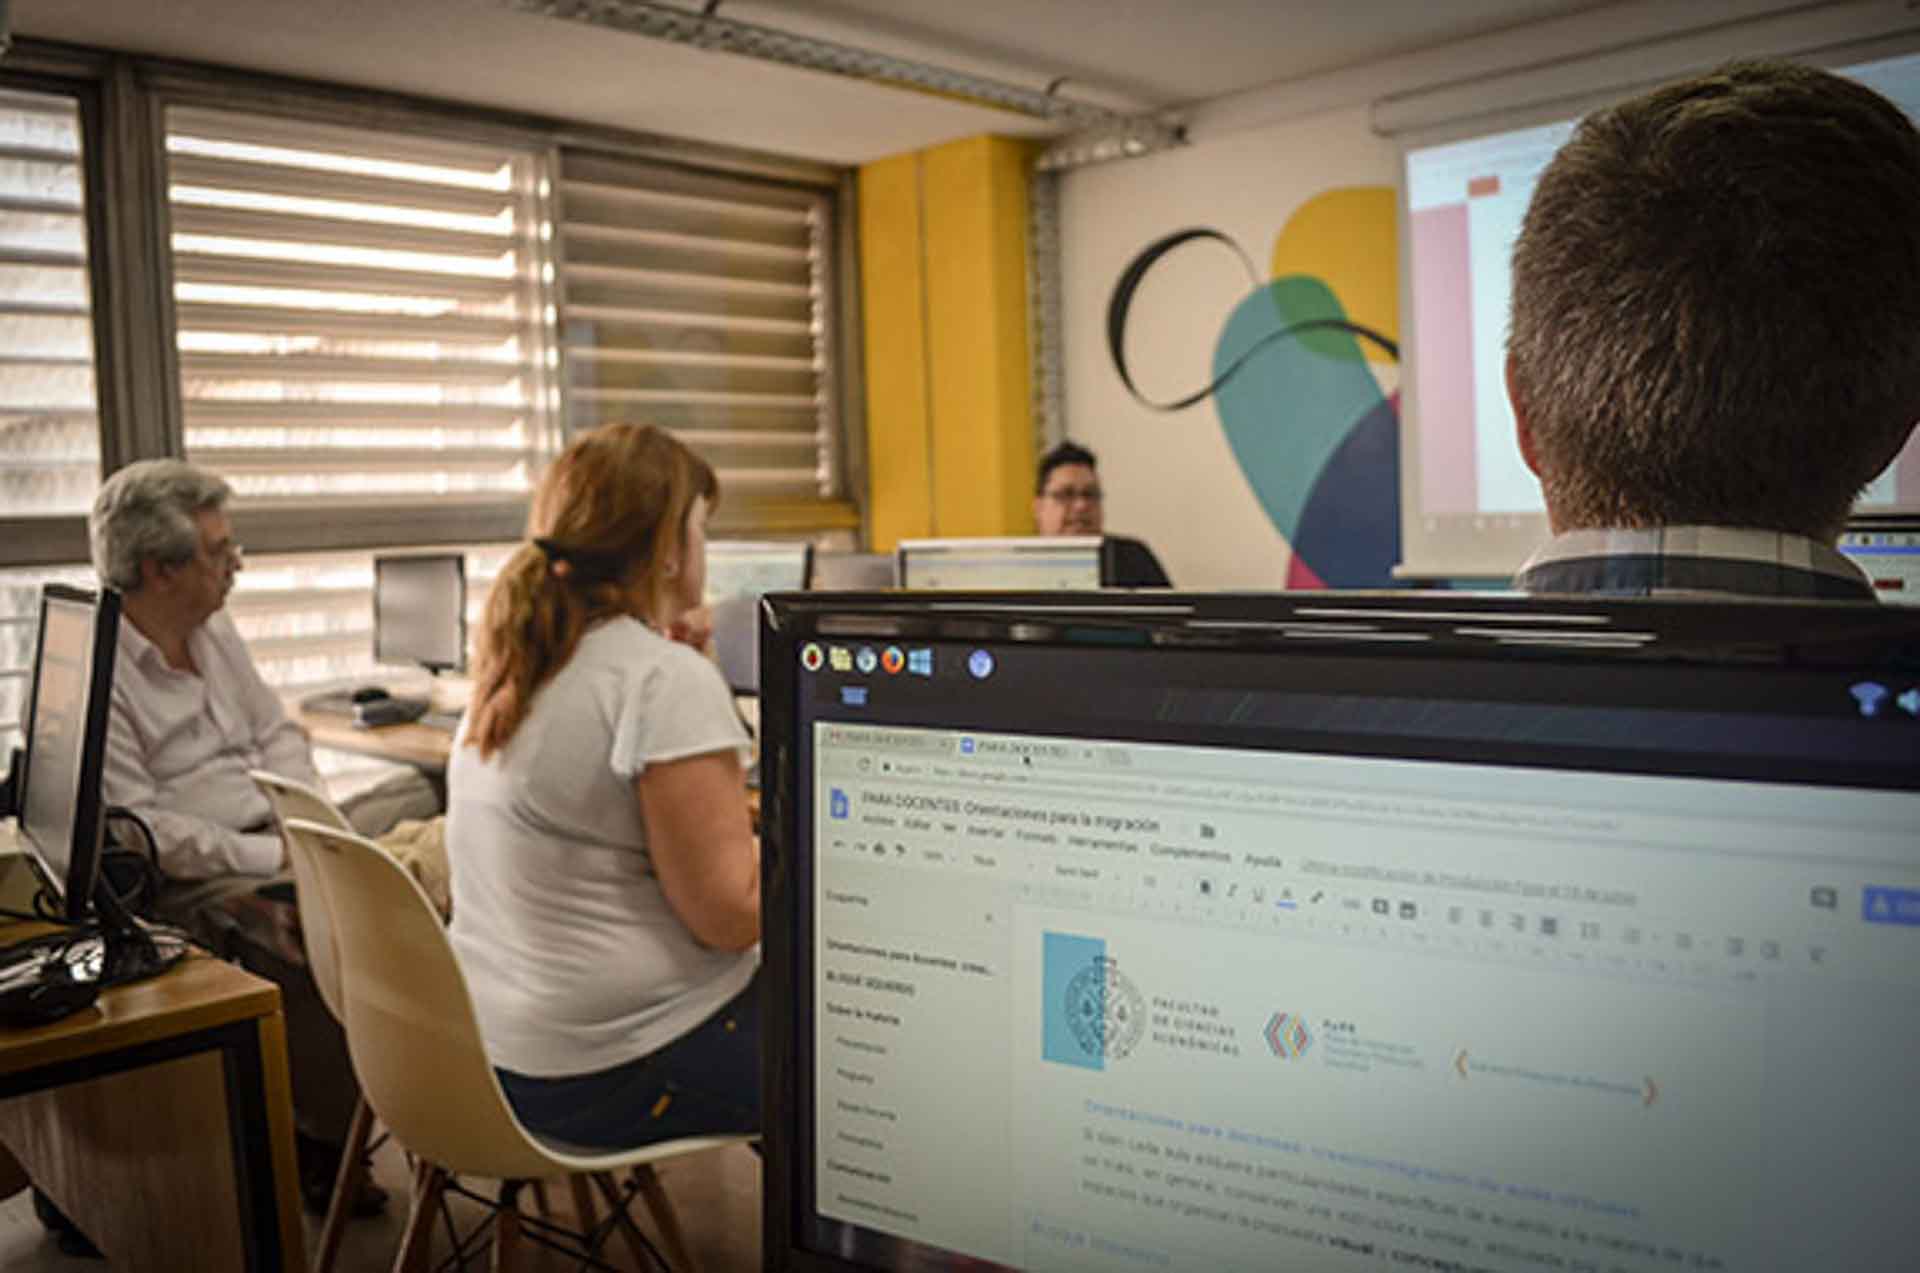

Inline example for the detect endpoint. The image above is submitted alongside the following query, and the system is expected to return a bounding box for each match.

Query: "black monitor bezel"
[1844,512,1920,533]
[373,551,467,674]
[18,583,121,925]
[757,589,1920,1273]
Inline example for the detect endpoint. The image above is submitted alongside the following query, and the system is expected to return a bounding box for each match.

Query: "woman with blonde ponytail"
[447,422,761,1149]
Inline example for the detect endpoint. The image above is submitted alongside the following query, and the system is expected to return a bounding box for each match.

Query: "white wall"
[1052,0,1920,589]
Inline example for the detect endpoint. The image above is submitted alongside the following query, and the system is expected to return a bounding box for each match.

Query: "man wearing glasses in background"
[1033,441,1171,587]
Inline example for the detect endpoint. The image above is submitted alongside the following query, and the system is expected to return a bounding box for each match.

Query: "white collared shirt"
[102,608,321,879]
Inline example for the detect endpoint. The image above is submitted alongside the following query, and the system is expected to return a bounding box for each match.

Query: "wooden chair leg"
[568,1174,598,1231]
[632,1163,700,1273]
[392,1160,448,1273]
[492,1181,523,1273]
[529,1178,552,1217]
[592,1170,673,1273]
[314,1096,377,1273]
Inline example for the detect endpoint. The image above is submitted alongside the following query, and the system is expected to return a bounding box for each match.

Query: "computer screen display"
[762,592,1920,1273]
[707,541,816,695]
[707,540,815,606]
[1840,516,1920,607]
[19,585,120,922]
[897,537,1102,590]
[812,552,897,592]
[374,553,467,672]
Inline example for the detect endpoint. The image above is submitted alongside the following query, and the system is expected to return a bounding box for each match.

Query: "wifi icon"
[1850,682,1890,718]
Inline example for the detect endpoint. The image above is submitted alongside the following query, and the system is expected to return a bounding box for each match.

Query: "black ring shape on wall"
[1106,226,1400,413]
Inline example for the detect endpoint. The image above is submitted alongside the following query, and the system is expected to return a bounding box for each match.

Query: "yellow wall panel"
[922,136,1037,537]
[857,153,932,550]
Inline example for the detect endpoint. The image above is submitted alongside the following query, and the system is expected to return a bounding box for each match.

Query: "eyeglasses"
[201,539,244,567]
[1041,485,1103,505]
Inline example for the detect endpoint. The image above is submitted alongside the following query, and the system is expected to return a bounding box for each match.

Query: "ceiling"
[13,0,1629,165]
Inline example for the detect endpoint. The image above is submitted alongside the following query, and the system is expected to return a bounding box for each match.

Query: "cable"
[101,807,164,917]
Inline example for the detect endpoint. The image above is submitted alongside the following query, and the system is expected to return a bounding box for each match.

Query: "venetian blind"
[164,106,558,523]
[555,150,847,528]
[0,87,101,519]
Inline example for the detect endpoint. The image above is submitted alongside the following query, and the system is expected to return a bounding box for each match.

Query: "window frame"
[0,37,867,566]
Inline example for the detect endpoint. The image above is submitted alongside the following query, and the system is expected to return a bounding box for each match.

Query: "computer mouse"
[350,686,390,704]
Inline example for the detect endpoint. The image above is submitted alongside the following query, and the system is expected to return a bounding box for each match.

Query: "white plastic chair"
[247,769,373,1273]
[280,817,751,1273]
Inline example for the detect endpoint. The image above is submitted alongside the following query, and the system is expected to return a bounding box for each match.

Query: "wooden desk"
[290,701,454,773]
[0,946,307,1273]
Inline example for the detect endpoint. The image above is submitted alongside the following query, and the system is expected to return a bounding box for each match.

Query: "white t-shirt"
[447,617,756,1077]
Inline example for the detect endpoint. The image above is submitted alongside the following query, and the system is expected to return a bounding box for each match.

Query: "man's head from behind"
[1034,440,1104,536]
[1507,59,1920,541]
[90,459,240,628]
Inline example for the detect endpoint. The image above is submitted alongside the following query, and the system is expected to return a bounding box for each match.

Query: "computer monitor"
[1839,514,1920,607]
[374,553,467,673]
[761,591,1920,1273]
[707,540,815,606]
[896,536,1102,590]
[13,585,120,924]
[707,541,816,695]
[810,552,897,592]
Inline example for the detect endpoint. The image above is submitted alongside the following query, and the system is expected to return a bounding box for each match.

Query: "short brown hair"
[466,423,717,757]
[1508,59,1920,538]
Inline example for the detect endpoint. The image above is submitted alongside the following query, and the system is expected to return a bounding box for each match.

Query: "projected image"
[1403,48,1920,556]
[1405,117,1575,522]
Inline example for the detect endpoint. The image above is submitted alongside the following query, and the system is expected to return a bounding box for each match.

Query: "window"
[556,150,853,532]
[0,48,858,745]
[0,87,101,518]
[164,106,560,539]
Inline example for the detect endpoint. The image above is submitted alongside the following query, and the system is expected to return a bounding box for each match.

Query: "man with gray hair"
[93,459,321,876]
[87,458,390,1219]
[1507,59,1920,597]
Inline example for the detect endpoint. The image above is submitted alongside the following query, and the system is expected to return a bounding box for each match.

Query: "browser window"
[796,643,1920,1272]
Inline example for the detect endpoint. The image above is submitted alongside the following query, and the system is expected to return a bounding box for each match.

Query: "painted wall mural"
[1104,188,1401,588]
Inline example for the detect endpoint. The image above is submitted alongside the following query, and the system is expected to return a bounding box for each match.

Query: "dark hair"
[1507,59,1920,538]
[1036,440,1099,494]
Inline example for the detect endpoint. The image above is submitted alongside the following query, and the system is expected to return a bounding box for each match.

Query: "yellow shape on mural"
[1270,187,1398,358]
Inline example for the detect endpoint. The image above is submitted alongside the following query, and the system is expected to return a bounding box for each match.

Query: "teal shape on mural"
[1212,275,1389,546]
